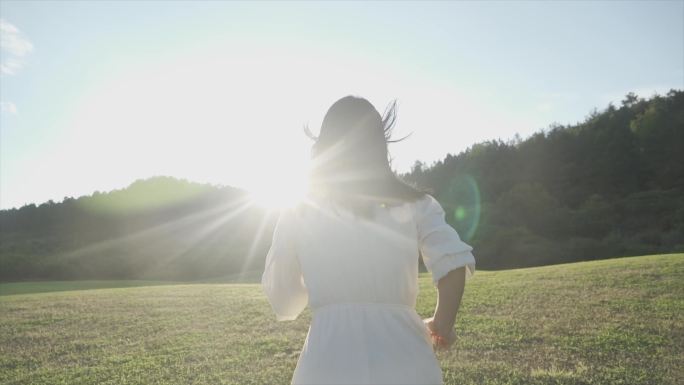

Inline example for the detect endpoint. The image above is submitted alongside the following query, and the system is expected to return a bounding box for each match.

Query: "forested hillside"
[403,90,684,269]
[0,177,274,281]
[1,90,682,281]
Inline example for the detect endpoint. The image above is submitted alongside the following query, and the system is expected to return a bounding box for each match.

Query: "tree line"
[403,90,684,269]
[0,90,682,282]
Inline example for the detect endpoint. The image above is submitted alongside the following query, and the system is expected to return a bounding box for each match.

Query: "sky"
[1,0,682,210]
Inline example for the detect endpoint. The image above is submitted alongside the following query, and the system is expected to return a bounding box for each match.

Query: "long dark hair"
[304,95,429,218]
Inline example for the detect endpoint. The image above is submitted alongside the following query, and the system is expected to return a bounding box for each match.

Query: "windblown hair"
[304,95,429,218]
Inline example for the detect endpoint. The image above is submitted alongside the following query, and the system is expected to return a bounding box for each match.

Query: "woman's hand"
[425,267,466,352]
[423,317,457,351]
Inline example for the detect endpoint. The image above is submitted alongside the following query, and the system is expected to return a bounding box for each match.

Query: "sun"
[247,163,310,210]
[248,182,308,209]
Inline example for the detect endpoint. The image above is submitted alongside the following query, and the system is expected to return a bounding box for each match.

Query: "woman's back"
[262,193,476,384]
[295,196,420,309]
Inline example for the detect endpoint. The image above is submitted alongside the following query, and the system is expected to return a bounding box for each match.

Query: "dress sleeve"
[416,194,476,286]
[261,208,309,321]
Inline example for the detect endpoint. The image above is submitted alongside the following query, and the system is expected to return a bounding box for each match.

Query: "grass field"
[1,253,682,385]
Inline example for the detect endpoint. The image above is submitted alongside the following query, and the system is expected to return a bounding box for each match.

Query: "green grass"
[0,269,265,296]
[1,253,682,385]
[0,280,183,296]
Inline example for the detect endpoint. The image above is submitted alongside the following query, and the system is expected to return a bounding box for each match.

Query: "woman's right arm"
[430,266,466,349]
[416,194,475,350]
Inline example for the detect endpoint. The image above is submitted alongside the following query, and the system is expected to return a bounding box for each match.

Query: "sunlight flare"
[248,184,308,210]
[246,158,310,210]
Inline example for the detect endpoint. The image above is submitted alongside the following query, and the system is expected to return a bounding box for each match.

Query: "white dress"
[261,193,476,385]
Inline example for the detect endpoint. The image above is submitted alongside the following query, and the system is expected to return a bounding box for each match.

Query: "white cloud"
[0,19,33,75]
[0,101,18,115]
[1,58,23,75]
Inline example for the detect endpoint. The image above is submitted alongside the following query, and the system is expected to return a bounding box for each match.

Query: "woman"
[261,96,476,384]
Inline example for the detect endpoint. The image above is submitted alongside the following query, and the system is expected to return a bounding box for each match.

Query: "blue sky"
[1,0,682,209]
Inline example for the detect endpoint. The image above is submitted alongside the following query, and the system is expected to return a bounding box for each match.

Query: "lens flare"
[440,174,481,241]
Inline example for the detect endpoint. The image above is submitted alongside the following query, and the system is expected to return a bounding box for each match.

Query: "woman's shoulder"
[372,193,437,224]
[410,193,439,210]
[288,191,437,224]
[409,193,447,222]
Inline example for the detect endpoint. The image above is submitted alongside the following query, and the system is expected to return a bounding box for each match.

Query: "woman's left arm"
[261,209,309,321]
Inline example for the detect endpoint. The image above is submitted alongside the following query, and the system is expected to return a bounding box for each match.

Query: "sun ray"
[48,195,258,281]
[240,208,279,277]
[142,198,256,275]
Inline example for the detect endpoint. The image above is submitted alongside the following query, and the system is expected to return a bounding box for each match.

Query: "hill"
[0,177,273,281]
[0,253,681,385]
